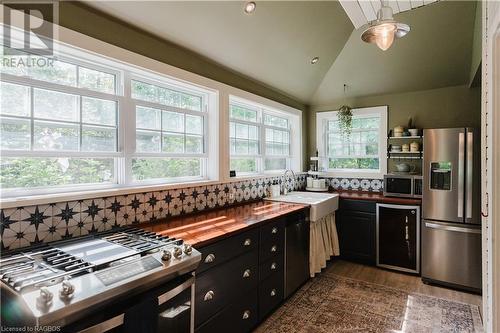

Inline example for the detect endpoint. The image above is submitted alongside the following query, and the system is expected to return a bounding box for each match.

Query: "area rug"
[255,271,483,333]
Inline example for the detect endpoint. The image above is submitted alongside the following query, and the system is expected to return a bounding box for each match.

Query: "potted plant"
[338,105,353,138]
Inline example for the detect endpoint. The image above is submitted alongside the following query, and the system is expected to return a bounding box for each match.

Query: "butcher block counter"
[139,200,308,247]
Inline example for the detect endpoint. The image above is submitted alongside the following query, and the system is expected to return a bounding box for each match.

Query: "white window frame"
[0,40,218,198]
[0,53,125,197]
[127,74,210,185]
[316,106,388,179]
[229,95,299,176]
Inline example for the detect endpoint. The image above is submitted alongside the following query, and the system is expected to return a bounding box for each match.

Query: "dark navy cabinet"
[336,199,377,265]
[194,210,307,333]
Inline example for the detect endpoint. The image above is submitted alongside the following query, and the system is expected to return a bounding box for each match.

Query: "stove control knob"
[183,244,193,256]
[161,249,172,261]
[36,287,53,308]
[173,246,183,259]
[59,279,75,298]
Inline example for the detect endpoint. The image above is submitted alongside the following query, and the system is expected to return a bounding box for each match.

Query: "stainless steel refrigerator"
[422,128,481,292]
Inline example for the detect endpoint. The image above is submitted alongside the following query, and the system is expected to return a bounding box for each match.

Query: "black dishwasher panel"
[284,213,310,298]
[376,204,420,273]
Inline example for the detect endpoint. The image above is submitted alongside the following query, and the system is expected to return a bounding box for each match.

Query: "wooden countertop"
[334,190,422,205]
[139,201,308,247]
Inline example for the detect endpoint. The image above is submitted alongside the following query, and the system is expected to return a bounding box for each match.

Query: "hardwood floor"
[328,259,482,311]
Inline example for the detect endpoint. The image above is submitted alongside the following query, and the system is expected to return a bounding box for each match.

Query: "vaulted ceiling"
[85,1,478,107]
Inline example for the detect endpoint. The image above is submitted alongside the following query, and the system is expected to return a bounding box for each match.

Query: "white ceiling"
[339,0,439,29]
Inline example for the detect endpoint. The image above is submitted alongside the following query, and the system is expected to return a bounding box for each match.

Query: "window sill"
[308,170,384,179]
[0,179,218,209]
[228,171,305,181]
[0,172,307,209]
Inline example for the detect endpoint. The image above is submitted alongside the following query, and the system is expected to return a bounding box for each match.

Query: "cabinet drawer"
[259,271,284,320]
[259,255,284,282]
[197,228,259,273]
[340,199,376,213]
[195,249,258,326]
[196,290,258,333]
[259,232,284,263]
[260,218,285,246]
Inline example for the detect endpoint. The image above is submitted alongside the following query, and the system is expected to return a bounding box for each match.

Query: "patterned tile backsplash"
[0,175,383,251]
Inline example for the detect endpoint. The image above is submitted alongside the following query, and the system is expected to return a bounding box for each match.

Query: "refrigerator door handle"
[424,222,481,234]
[457,132,465,218]
[466,131,473,220]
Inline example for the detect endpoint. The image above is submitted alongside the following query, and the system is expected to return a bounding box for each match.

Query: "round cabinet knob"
[243,238,252,246]
[173,246,183,259]
[242,310,251,320]
[161,249,172,261]
[204,253,216,263]
[59,279,75,299]
[270,262,277,270]
[242,269,251,278]
[183,244,192,256]
[36,288,53,308]
[270,289,276,297]
[271,245,277,252]
[204,290,215,301]
[271,227,278,234]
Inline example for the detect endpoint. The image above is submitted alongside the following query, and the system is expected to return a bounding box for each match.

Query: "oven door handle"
[158,276,195,306]
[77,314,125,333]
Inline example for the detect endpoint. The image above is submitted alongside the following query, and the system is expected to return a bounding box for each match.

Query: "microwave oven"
[383,174,423,198]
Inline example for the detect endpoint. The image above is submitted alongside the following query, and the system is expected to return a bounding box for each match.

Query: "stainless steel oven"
[65,273,196,333]
[383,174,422,198]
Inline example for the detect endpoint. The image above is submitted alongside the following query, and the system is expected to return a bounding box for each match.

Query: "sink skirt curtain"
[310,212,340,277]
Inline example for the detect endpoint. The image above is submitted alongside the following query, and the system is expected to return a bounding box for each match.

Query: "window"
[316,106,387,178]
[1,53,119,192]
[229,97,296,175]
[0,46,213,196]
[131,80,207,182]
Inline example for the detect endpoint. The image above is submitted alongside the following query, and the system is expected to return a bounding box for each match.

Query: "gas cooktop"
[0,227,201,327]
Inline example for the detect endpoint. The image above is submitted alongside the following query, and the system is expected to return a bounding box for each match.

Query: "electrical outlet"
[228,188,235,200]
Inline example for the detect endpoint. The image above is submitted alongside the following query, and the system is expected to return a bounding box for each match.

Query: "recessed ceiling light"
[311,57,319,64]
[244,1,256,14]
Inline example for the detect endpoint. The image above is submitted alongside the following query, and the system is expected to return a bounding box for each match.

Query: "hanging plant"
[338,105,353,138]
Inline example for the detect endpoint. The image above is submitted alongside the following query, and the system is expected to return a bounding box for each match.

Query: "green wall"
[469,0,482,86]
[308,85,481,173]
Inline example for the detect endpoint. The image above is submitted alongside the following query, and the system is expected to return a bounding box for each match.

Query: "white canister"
[312,179,321,188]
[320,179,326,189]
[410,141,420,152]
[307,177,313,188]
[271,184,281,197]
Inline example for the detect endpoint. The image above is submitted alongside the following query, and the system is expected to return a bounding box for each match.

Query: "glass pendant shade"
[373,23,396,51]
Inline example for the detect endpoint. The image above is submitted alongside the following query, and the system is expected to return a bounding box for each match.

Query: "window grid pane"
[229,121,259,156]
[135,106,205,154]
[131,80,203,112]
[132,157,202,181]
[0,157,115,189]
[326,116,381,171]
[1,84,118,153]
[1,54,117,95]
[265,127,290,156]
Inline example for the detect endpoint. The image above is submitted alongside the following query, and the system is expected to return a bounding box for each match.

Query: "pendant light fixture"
[361,2,410,51]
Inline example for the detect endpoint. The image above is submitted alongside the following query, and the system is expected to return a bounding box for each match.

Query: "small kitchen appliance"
[383,174,422,198]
